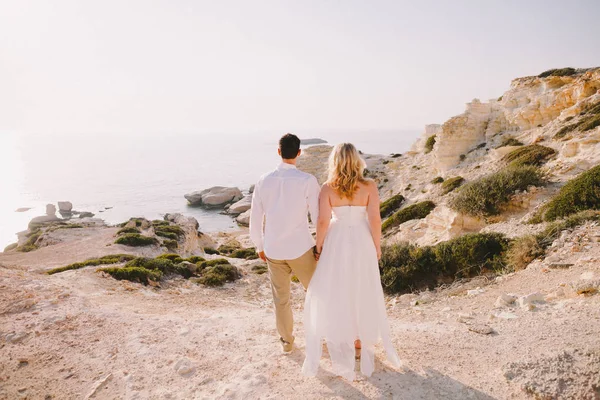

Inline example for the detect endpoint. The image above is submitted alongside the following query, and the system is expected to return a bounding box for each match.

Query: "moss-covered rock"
[163,239,178,250]
[441,176,465,194]
[195,264,240,287]
[431,177,444,184]
[117,227,141,235]
[230,248,259,260]
[502,144,556,168]
[554,101,600,139]
[154,225,185,238]
[217,240,242,255]
[47,254,137,275]
[99,267,162,285]
[204,247,220,255]
[251,264,268,274]
[382,201,436,232]
[156,231,178,240]
[535,165,600,221]
[379,194,405,218]
[424,135,436,154]
[379,233,508,294]
[17,230,42,253]
[115,233,158,247]
[186,255,206,264]
[450,166,545,217]
[156,253,184,263]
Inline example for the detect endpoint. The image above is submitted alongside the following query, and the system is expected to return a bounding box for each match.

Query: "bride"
[302,143,401,380]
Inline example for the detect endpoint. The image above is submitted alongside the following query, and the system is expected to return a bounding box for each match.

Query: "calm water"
[0,130,419,249]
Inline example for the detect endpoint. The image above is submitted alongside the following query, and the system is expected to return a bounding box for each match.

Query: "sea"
[0,130,420,249]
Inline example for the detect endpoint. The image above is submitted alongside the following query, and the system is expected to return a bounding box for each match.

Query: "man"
[250,133,321,354]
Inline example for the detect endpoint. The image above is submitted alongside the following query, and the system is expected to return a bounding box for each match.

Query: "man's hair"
[279,133,301,159]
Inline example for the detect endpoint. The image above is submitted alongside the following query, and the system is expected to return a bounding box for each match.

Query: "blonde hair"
[327,143,367,199]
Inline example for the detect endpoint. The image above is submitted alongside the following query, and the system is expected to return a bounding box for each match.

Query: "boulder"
[78,212,95,218]
[228,196,252,215]
[300,138,328,145]
[236,209,251,226]
[58,201,73,212]
[249,184,255,194]
[517,292,545,309]
[495,293,517,308]
[184,187,243,207]
[46,204,57,216]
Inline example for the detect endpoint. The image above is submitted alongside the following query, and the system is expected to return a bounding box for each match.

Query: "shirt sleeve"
[307,175,320,225]
[249,179,265,252]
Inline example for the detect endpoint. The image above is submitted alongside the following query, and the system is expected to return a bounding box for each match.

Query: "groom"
[249,133,321,354]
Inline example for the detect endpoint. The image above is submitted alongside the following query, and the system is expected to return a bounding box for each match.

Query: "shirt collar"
[277,162,297,170]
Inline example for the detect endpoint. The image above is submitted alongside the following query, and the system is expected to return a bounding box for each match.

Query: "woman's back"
[325,180,374,208]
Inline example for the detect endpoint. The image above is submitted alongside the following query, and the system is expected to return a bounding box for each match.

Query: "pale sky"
[1,0,599,135]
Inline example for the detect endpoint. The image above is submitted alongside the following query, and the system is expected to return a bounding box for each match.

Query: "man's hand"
[258,251,267,262]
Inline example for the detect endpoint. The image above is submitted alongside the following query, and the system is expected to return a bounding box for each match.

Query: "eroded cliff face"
[432,68,600,172]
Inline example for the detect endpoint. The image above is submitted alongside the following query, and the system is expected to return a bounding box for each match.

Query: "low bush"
[538,67,576,78]
[230,248,259,260]
[125,257,176,273]
[379,233,509,294]
[554,101,600,139]
[502,145,556,167]
[152,220,170,227]
[195,264,240,287]
[534,165,600,221]
[431,177,444,184]
[379,194,405,218]
[252,264,268,274]
[459,154,466,161]
[115,233,158,247]
[156,231,178,240]
[163,239,178,250]
[204,247,220,255]
[186,255,205,263]
[424,135,436,154]
[496,137,523,148]
[117,227,140,235]
[382,201,436,232]
[156,253,184,263]
[441,176,465,194]
[99,267,162,285]
[506,235,545,271]
[450,166,545,217]
[47,254,136,275]
[198,258,231,271]
[217,240,242,255]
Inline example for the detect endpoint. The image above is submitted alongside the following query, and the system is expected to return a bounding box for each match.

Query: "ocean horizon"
[0,130,420,249]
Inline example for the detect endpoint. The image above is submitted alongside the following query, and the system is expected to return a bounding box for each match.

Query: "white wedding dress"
[302,206,401,380]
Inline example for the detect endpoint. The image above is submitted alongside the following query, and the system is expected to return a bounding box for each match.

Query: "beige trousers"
[266,248,317,343]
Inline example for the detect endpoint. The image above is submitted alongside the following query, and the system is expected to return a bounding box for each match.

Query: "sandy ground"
[1,225,600,400]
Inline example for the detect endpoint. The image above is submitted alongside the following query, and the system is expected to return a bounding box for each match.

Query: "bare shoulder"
[362,178,378,191]
[320,182,334,194]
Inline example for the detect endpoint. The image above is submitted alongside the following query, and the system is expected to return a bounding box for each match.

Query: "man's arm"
[307,175,320,224]
[249,180,266,260]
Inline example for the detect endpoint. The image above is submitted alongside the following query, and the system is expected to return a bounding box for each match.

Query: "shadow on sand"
[288,349,498,400]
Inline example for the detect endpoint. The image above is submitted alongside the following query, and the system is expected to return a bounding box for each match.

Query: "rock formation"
[184,187,243,207]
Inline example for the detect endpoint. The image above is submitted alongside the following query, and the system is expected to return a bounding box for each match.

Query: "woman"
[302,143,401,380]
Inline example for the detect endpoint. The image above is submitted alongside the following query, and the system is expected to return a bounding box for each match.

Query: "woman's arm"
[366,180,382,259]
[315,185,332,257]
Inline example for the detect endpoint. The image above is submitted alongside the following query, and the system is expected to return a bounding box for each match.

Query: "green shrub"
[554,124,576,139]
[198,258,231,270]
[47,254,137,275]
[424,135,436,154]
[507,235,544,271]
[152,220,170,227]
[496,137,524,148]
[252,264,268,274]
[156,231,178,240]
[502,145,556,167]
[204,247,220,255]
[441,176,465,194]
[3,243,18,252]
[156,253,184,263]
[431,177,444,184]
[538,67,576,78]
[535,165,600,221]
[379,233,508,294]
[195,264,240,287]
[125,257,176,274]
[450,166,545,217]
[155,225,184,236]
[186,256,205,263]
[99,267,162,285]
[379,194,405,218]
[230,248,258,260]
[163,240,178,250]
[115,233,158,247]
[382,201,436,232]
[554,102,600,139]
[17,230,42,252]
[117,227,141,235]
[217,241,242,255]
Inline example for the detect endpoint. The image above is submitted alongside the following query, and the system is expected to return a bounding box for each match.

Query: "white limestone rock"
[184,187,243,207]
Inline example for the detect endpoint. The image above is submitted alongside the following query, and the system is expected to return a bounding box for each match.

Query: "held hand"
[258,251,267,262]
[376,248,382,261]
[313,246,322,262]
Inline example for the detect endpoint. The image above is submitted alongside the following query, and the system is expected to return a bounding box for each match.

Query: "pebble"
[468,324,494,335]
[495,293,517,308]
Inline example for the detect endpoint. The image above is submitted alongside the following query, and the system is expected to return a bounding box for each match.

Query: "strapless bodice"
[331,206,368,224]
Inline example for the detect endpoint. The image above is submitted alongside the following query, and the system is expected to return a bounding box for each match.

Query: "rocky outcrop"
[164,213,215,253]
[184,187,243,207]
[300,138,328,145]
[236,210,251,226]
[296,145,332,184]
[46,204,56,216]
[228,196,252,215]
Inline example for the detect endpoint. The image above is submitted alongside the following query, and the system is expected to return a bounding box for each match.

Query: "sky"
[1,0,600,136]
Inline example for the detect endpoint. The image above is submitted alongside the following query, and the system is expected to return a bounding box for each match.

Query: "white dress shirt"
[250,162,320,260]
